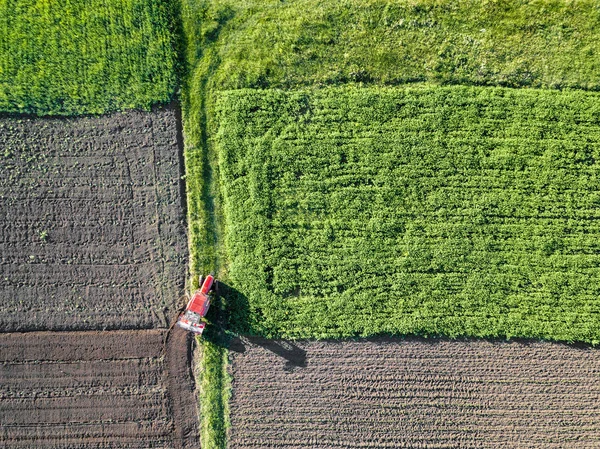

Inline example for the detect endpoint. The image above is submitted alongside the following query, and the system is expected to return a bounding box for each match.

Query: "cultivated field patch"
[0,106,187,332]
[0,328,199,449]
[229,338,600,448]
[216,85,600,342]
[1,0,179,115]
[185,0,600,93]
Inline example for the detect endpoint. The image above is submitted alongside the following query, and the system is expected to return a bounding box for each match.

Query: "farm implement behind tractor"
[176,274,215,335]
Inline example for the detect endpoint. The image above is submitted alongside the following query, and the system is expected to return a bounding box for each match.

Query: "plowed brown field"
[0,107,199,448]
[229,338,600,448]
[0,105,187,332]
[0,328,199,449]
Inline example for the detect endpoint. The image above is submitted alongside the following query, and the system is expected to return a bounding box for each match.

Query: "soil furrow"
[164,327,200,449]
[0,330,165,362]
[0,105,187,332]
[0,328,200,448]
[0,359,162,389]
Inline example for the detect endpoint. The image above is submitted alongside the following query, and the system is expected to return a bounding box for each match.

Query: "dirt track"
[0,328,199,449]
[0,105,187,331]
[229,338,600,448]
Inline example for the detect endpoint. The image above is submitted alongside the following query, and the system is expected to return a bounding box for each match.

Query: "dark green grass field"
[215,85,600,343]
[0,0,180,115]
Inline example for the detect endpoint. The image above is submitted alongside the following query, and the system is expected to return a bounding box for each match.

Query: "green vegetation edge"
[197,338,230,449]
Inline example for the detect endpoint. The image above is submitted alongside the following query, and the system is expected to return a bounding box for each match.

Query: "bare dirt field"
[0,328,199,449]
[228,338,600,448]
[0,105,187,331]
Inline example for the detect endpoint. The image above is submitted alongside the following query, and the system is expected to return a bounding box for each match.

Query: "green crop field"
[0,0,180,115]
[215,85,600,343]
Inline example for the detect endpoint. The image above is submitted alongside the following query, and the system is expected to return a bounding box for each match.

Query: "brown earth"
[0,105,187,331]
[0,328,200,449]
[0,106,199,448]
[228,338,600,448]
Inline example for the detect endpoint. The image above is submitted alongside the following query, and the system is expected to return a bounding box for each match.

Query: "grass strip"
[197,336,229,449]
[0,0,180,115]
[180,1,233,444]
[215,84,600,344]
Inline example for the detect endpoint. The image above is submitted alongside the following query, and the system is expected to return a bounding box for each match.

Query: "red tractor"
[176,274,215,335]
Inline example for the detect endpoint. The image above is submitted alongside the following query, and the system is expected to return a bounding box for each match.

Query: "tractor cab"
[176,274,215,335]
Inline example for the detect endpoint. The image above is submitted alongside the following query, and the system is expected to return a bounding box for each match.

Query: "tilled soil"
[228,338,600,448]
[0,106,199,448]
[0,328,199,449]
[0,105,187,331]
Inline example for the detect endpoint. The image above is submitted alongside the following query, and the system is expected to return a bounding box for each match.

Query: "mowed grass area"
[0,0,180,115]
[187,0,600,92]
[215,85,600,343]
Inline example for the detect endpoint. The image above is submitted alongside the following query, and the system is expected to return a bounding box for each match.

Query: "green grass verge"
[179,1,229,446]
[215,84,600,343]
[197,337,229,449]
[1,0,181,115]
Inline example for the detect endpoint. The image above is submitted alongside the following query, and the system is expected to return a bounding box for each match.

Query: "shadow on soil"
[202,281,307,370]
[231,337,307,371]
[363,334,598,351]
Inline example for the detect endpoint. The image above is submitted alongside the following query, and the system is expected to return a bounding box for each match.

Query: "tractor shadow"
[203,281,250,341]
[231,336,307,372]
[203,281,307,371]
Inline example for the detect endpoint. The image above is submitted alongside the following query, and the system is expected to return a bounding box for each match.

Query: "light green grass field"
[215,85,600,343]
[182,0,600,281]
[187,0,600,92]
[0,0,180,115]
